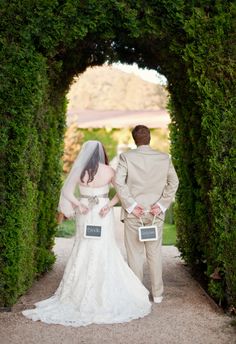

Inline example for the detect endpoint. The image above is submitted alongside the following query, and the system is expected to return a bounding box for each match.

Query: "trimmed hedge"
[0,43,66,305]
[169,4,236,306]
[0,1,235,309]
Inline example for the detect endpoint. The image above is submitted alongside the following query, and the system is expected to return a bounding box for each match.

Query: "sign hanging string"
[139,210,164,227]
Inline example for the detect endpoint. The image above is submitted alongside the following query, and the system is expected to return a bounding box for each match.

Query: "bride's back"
[78,163,114,188]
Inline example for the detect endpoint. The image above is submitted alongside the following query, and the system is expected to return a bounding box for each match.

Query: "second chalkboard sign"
[84,224,102,238]
[138,225,158,242]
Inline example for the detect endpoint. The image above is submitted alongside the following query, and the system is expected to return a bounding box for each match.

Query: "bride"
[22,140,151,326]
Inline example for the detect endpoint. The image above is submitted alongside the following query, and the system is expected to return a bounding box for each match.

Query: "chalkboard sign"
[138,225,158,242]
[84,224,102,238]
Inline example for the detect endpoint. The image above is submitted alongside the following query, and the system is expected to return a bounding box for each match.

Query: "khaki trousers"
[124,214,164,297]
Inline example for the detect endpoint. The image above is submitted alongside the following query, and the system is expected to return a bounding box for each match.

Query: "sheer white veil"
[57,140,106,218]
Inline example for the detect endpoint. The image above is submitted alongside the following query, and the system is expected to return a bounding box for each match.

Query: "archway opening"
[57,62,175,244]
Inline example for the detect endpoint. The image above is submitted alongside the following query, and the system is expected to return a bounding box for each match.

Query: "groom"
[114,125,179,303]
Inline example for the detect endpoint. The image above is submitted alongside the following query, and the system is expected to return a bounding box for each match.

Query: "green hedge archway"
[0,1,235,309]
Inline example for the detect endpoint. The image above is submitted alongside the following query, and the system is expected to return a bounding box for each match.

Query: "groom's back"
[123,147,170,208]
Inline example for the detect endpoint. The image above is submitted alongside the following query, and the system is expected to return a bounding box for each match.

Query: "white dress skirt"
[22,185,151,326]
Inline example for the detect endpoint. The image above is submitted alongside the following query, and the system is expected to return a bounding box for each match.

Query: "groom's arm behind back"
[157,157,179,211]
[114,153,136,210]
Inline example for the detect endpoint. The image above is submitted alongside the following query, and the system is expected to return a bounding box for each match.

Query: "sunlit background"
[57,63,175,244]
[63,62,170,174]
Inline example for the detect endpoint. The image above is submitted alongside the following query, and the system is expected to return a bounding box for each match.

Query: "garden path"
[0,208,235,344]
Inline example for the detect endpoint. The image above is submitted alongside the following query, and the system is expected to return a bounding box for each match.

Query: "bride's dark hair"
[102,144,109,166]
[80,143,109,184]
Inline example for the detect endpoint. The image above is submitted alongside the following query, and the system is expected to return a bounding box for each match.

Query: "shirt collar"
[137,145,151,150]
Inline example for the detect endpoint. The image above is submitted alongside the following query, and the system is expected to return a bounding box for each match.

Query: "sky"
[112,62,168,86]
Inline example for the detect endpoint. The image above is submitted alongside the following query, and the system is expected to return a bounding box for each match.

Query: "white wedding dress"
[22,185,151,326]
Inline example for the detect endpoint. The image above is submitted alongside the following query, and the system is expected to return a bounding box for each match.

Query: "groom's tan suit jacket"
[115,145,179,221]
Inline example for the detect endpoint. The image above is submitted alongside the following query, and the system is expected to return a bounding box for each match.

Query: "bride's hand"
[77,203,89,215]
[99,204,111,217]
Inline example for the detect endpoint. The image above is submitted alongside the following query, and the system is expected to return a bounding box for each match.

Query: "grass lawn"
[56,220,176,245]
[162,224,176,245]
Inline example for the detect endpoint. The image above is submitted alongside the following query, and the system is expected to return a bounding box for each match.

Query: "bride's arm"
[99,192,120,217]
[108,192,120,208]
[99,174,120,217]
[59,170,89,217]
[108,173,122,206]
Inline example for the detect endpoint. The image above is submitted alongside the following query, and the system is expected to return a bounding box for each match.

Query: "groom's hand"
[150,204,162,216]
[132,205,144,218]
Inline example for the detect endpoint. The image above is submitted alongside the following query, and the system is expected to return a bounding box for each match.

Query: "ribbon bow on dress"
[79,193,108,210]
[87,196,99,208]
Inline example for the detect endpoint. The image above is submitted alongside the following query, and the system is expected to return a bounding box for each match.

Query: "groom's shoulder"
[154,150,170,159]
[124,148,169,159]
[121,149,138,158]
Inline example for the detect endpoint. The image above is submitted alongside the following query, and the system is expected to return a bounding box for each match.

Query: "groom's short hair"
[132,125,151,146]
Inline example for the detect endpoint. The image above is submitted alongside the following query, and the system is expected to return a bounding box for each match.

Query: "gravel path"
[0,210,235,344]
